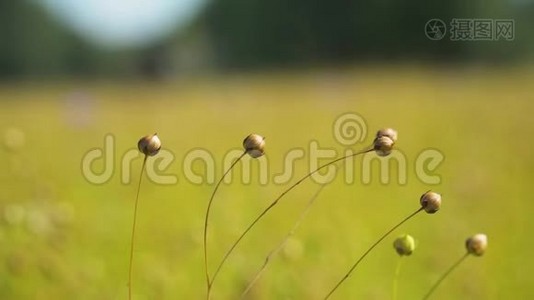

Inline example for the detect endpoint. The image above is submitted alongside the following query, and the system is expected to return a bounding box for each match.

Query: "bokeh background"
[1,0,533,299]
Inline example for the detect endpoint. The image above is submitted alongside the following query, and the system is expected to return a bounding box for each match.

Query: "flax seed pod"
[466,234,488,256]
[373,128,397,157]
[420,191,442,214]
[138,133,161,156]
[393,234,416,256]
[243,134,265,158]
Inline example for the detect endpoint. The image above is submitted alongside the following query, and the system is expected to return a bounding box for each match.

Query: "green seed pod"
[243,134,265,158]
[466,233,488,256]
[138,133,161,156]
[420,191,442,214]
[393,234,416,256]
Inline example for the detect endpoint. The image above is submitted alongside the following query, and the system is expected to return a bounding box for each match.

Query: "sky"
[38,0,206,49]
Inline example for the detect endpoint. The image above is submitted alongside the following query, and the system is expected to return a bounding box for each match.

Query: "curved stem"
[422,253,469,300]
[204,151,246,299]
[129,155,147,300]
[324,207,423,300]
[393,257,403,300]
[211,147,373,290]
[240,185,325,298]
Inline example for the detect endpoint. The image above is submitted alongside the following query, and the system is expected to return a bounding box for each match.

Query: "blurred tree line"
[1,0,533,79]
[200,0,534,69]
[0,0,151,79]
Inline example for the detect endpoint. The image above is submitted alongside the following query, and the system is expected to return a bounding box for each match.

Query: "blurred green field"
[0,65,533,299]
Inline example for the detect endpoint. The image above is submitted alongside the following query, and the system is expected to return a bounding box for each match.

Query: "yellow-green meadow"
[0,65,532,299]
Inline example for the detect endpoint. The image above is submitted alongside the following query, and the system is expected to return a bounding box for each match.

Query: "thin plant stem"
[128,155,147,300]
[240,184,325,298]
[324,207,424,300]
[393,257,404,300]
[204,151,246,299]
[422,253,469,300]
[210,148,374,290]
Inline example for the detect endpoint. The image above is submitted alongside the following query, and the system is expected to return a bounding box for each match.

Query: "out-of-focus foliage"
[0,0,156,79]
[201,0,534,68]
[0,0,533,78]
[0,0,92,78]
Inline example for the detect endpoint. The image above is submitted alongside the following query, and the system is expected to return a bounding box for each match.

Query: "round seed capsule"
[243,134,265,158]
[420,191,442,214]
[466,233,488,256]
[393,234,416,256]
[373,136,394,156]
[373,128,397,156]
[376,128,398,144]
[138,134,161,156]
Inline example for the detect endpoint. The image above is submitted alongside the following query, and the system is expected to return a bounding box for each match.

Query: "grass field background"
[0,65,533,299]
